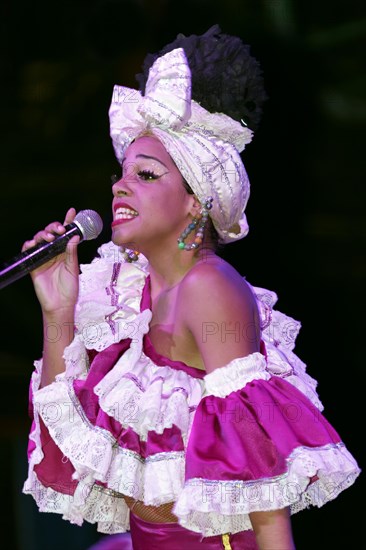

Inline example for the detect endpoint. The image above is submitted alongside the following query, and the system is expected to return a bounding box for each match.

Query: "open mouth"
[114,207,139,220]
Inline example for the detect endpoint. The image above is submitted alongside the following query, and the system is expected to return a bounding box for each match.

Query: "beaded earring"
[177,197,213,251]
[121,248,140,262]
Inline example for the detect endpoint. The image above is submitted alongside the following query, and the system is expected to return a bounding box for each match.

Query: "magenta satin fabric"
[34,416,78,495]
[186,375,341,482]
[129,513,258,549]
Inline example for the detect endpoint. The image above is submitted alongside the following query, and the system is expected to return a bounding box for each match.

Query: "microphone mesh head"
[74,210,103,240]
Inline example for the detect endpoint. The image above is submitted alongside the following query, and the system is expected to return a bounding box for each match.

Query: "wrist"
[42,308,75,342]
[42,305,75,322]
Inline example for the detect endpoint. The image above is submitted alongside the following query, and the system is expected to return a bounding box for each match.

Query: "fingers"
[22,207,77,252]
[22,238,36,252]
[63,207,77,226]
[22,223,64,252]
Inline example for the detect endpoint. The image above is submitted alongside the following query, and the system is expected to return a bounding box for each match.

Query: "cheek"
[167,194,186,216]
[169,181,190,207]
[150,196,185,227]
[142,179,188,221]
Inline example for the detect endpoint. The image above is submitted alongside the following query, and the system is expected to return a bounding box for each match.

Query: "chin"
[111,231,138,250]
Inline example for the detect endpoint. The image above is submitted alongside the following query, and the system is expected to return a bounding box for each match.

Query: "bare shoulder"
[178,256,260,372]
[180,255,257,314]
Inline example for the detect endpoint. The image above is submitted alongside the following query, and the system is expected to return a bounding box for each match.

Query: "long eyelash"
[111,170,161,184]
[138,170,159,180]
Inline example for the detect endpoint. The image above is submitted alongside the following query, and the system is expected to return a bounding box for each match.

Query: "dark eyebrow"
[122,154,168,169]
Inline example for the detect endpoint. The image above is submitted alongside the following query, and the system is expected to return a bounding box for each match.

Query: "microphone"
[0,209,103,290]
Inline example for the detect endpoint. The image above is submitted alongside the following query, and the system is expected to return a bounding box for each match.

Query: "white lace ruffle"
[23,469,131,534]
[25,359,46,500]
[76,242,149,352]
[251,284,324,410]
[173,442,361,536]
[204,352,269,397]
[94,352,204,440]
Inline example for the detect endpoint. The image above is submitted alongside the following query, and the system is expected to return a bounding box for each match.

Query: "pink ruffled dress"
[23,241,360,539]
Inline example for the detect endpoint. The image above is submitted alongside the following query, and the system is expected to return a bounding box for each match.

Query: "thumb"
[63,207,77,226]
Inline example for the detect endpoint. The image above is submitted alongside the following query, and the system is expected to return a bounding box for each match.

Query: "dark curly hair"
[135,24,267,132]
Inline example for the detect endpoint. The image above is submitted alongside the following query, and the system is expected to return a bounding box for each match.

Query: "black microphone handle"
[0,223,83,290]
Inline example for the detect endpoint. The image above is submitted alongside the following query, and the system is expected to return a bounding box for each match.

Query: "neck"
[142,241,215,295]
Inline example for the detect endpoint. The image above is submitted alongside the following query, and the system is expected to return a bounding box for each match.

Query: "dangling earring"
[178,197,213,251]
[121,247,140,262]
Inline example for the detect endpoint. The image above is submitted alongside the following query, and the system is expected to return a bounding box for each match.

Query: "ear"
[187,195,202,217]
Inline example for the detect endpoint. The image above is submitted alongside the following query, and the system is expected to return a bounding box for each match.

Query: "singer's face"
[111,135,194,253]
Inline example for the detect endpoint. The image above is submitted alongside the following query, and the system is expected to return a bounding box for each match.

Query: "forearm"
[40,307,75,387]
[250,508,296,550]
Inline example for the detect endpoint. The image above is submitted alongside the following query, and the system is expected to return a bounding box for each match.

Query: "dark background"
[0,1,365,548]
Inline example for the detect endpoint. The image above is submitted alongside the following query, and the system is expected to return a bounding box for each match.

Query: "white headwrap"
[109,47,253,243]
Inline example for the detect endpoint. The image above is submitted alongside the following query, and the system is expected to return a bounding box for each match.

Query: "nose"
[112,174,132,197]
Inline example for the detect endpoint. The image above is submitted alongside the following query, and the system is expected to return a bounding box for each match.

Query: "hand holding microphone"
[0,208,103,311]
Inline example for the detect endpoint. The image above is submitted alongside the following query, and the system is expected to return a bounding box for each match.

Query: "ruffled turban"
[109,48,253,243]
